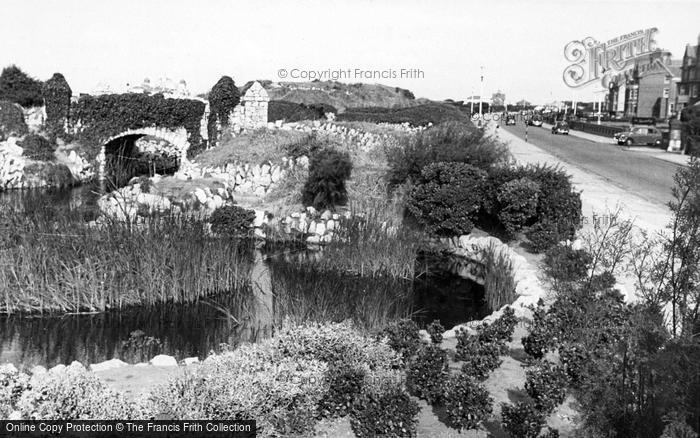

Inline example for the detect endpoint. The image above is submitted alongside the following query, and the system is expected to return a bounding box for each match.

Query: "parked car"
[551,121,569,134]
[615,126,663,146]
[505,115,516,125]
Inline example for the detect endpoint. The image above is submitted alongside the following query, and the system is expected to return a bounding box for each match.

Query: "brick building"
[676,34,700,111]
[605,51,680,119]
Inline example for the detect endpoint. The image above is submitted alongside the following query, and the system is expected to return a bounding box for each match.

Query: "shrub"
[274,321,402,419]
[486,164,582,252]
[500,402,546,438]
[209,205,256,238]
[558,343,589,386]
[17,363,134,420]
[478,306,518,344]
[406,162,487,236]
[406,345,449,405]
[0,99,28,141]
[525,219,564,253]
[43,73,72,135]
[497,177,541,235]
[387,121,507,187]
[378,319,421,361]
[318,365,366,418]
[283,132,329,160]
[426,319,445,345]
[522,300,550,360]
[458,340,504,381]
[455,328,505,380]
[544,245,592,283]
[19,134,56,161]
[146,343,328,436]
[338,103,471,127]
[0,65,44,107]
[443,372,493,431]
[350,387,420,438]
[302,148,353,210]
[523,164,582,242]
[524,361,568,414]
[589,271,617,291]
[268,100,336,122]
[0,365,30,418]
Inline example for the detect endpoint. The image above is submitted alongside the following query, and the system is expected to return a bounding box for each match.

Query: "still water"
[0,187,487,370]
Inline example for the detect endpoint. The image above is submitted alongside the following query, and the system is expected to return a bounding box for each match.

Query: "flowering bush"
[274,320,402,419]
[406,345,449,405]
[146,342,328,436]
[443,372,493,431]
[0,365,30,418]
[17,363,134,420]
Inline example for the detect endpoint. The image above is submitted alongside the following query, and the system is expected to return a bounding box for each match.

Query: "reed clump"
[0,203,253,314]
[481,242,518,312]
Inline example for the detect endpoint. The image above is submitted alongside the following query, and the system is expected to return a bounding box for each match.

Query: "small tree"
[0,65,44,107]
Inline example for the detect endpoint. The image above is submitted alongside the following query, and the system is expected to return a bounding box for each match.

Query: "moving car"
[505,115,516,125]
[527,115,543,127]
[551,121,569,134]
[615,126,663,146]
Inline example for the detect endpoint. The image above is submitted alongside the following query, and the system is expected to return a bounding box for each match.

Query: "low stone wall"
[426,234,545,338]
[177,156,307,197]
[97,175,234,221]
[0,137,92,190]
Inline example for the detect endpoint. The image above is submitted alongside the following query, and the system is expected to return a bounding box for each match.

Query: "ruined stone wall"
[230,81,269,130]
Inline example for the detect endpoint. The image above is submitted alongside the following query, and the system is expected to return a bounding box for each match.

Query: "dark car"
[615,125,662,146]
[527,115,543,127]
[505,115,516,125]
[551,121,569,134]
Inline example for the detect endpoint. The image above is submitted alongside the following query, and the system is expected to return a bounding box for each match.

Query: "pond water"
[0,187,487,370]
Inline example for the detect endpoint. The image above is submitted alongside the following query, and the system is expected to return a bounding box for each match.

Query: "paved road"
[502,123,680,207]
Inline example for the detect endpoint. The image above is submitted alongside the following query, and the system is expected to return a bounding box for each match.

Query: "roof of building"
[685,44,697,60]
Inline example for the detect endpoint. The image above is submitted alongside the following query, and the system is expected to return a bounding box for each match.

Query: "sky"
[2,0,699,104]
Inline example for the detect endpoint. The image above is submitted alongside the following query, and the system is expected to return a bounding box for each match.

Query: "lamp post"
[479,66,484,118]
[470,88,474,115]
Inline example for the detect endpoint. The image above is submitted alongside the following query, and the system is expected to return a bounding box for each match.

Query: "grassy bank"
[0,203,253,314]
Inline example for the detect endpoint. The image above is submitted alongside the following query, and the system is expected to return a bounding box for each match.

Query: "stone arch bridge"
[97,126,191,184]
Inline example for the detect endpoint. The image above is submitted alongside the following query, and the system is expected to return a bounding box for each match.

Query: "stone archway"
[97,127,191,186]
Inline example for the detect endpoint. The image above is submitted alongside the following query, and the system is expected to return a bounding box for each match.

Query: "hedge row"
[337,103,471,126]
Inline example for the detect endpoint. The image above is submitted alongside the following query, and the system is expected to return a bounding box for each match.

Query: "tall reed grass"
[481,242,518,312]
[0,201,253,314]
[268,258,414,332]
